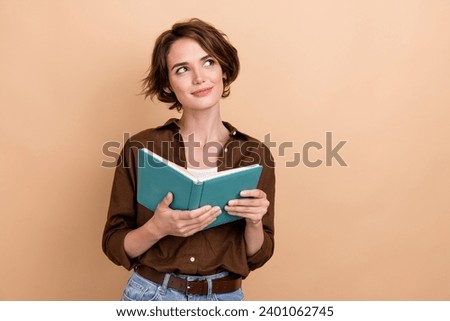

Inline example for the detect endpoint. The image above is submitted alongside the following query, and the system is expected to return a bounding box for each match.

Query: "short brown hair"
[141,18,240,111]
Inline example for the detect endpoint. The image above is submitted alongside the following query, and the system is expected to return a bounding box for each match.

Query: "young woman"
[102,18,275,301]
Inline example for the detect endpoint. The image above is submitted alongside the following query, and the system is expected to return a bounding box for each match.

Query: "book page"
[141,148,260,183]
[200,164,261,182]
[141,148,199,183]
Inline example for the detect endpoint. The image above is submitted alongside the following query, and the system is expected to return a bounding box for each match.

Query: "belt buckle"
[185,280,193,295]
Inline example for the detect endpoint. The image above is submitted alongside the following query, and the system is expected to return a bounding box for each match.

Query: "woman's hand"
[225,189,270,256]
[149,192,221,238]
[124,192,220,259]
[225,189,270,224]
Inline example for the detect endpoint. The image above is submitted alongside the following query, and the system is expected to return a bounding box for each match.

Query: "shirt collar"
[156,118,244,139]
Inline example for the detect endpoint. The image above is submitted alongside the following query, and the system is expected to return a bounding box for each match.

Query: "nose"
[192,67,205,85]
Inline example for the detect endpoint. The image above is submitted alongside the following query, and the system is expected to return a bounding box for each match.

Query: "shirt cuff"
[108,229,136,270]
[246,233,273,270]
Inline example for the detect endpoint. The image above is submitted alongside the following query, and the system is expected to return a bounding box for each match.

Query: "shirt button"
[190,257,195,262]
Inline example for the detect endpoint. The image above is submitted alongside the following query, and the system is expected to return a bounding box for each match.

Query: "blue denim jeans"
[121,270,244,301]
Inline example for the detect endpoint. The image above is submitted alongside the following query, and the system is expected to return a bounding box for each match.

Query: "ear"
[222,73,228,85]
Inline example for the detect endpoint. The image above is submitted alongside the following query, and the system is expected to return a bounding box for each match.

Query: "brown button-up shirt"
[102,118,275,278]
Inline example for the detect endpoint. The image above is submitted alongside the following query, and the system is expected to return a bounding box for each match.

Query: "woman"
[102,18,275,301]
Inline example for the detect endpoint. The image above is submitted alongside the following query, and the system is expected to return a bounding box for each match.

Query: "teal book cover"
[137,148,262,229]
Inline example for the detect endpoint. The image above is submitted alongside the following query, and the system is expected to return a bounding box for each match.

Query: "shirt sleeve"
[102,141,139,270]
[246,145,276,270]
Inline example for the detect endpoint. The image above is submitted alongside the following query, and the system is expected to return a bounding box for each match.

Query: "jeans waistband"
[135,266,242,295]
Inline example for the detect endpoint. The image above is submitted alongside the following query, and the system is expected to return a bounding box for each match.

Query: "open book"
[137,148,262,229]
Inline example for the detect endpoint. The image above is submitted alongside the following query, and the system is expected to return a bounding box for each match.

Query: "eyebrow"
[170,55,212,71]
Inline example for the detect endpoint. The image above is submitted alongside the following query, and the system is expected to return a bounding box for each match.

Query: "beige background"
[1,0,449,300]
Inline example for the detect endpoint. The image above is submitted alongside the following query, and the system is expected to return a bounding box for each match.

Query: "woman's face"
[167,37,224,111]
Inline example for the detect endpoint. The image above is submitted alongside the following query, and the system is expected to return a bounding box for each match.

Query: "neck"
[178,108,229,146]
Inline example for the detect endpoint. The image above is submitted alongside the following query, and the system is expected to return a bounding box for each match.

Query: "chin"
[182,97,222,111]
[185,103,219,111]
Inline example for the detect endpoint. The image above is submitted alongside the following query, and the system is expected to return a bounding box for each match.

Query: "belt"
[136,266,242,295]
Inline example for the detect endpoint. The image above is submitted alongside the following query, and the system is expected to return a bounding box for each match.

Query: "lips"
[191,87,213,97]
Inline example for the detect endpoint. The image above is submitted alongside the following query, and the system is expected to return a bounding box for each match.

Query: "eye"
[175,66,188,74]
[204,59,215,67]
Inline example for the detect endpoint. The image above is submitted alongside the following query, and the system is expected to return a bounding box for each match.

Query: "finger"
[189,206,221,224]
[178,208,221,235]
[178,205,221,221]
[225,209,259,221]
[225,205,267,216]
[193,209,220,229]
[228,198,269,207]
[156,192,173,210]
[225,205,256,214]
[240,189,266,198]
[179,215,217,236]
